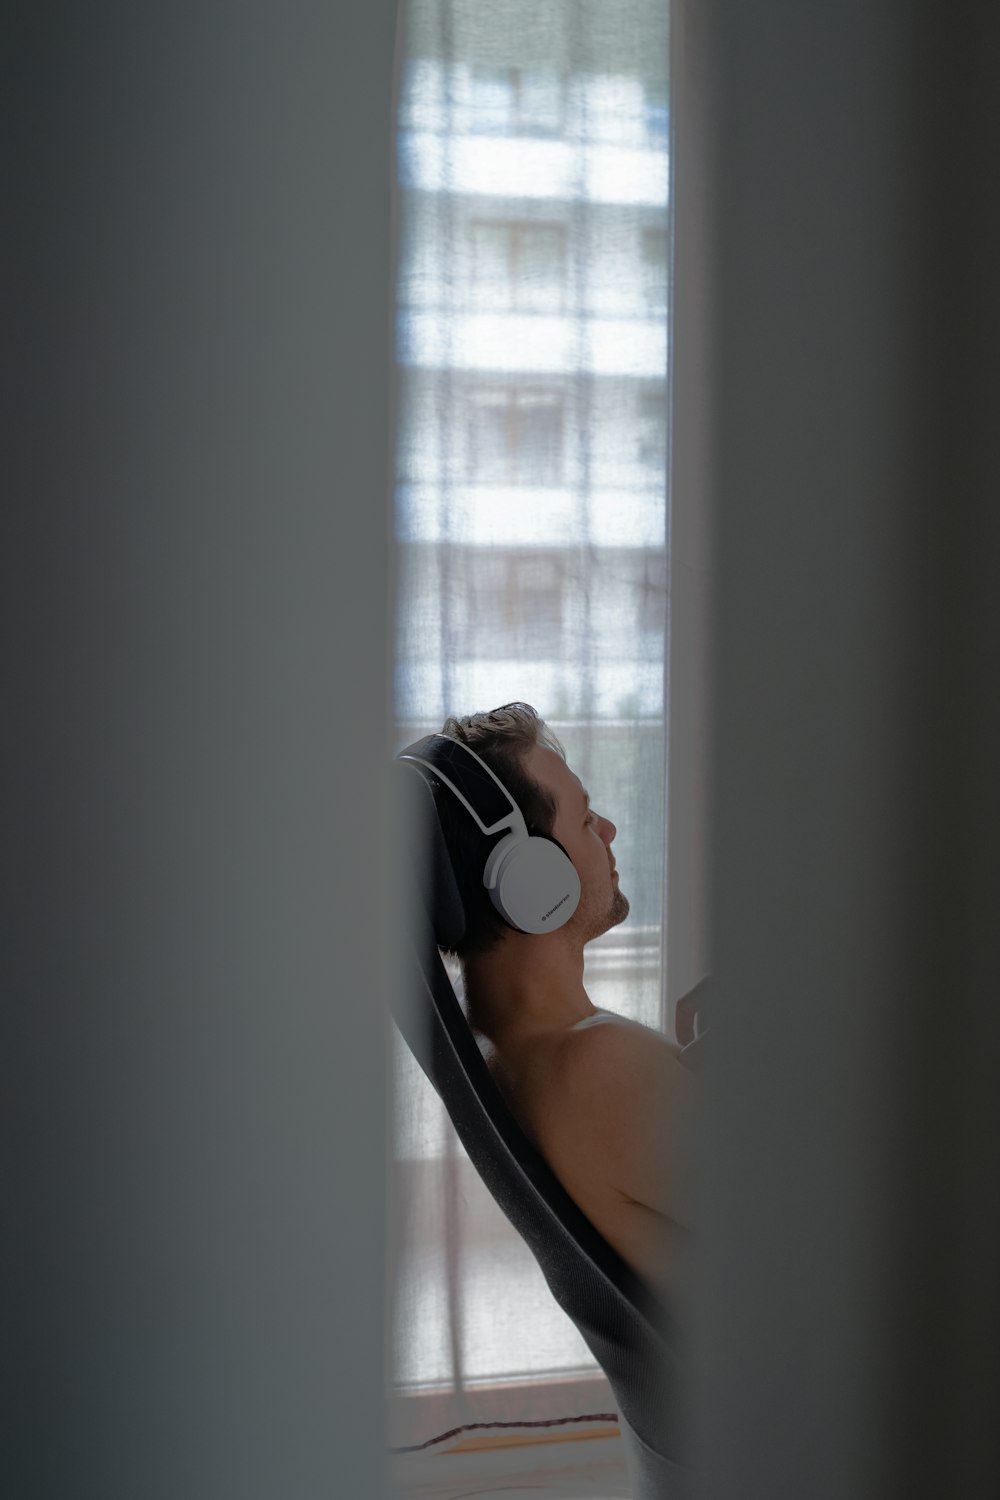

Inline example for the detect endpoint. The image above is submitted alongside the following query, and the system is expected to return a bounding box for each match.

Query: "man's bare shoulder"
[558,1009,682,1091]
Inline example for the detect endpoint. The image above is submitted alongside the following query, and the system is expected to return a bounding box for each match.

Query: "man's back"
[479,1009,696,1298]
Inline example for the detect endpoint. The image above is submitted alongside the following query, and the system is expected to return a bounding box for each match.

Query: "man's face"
[523,744,630,942]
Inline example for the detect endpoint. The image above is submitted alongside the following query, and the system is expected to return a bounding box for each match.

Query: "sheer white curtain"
[389,0,671,1450]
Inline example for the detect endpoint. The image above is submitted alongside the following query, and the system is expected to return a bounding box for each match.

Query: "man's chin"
[574,888,630,945]
[609,889,630,927]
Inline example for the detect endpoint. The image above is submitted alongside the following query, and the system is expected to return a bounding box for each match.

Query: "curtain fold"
[389,0,671,1449]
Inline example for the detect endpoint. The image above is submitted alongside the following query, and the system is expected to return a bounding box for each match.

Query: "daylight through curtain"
[389,0,671,1448]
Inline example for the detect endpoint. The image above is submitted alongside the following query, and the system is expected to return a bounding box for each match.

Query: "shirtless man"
[422,702,705,1298]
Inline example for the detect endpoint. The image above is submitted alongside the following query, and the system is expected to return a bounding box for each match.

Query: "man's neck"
[462,933,599,1050]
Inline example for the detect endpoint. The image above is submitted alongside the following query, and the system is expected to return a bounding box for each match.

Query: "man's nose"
[599,813,617,843]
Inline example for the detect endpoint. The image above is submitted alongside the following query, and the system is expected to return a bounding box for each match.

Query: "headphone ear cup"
[486,833,581,935]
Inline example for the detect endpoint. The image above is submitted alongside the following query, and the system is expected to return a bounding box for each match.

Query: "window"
[462,65,566,137]
[641,225,669,312]
[465,387,565,485]
[469,220,567,312]
[461,549,566,658]
[644,80,670,144]
[640,548,668,646]
[638,385,668,470]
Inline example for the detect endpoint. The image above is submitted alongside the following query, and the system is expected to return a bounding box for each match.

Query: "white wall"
[7,3,398,1495]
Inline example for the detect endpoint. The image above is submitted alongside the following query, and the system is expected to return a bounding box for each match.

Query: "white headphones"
[397,733,581,935]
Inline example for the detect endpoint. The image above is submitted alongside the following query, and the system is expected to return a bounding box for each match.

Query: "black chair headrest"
[394,755,466,952]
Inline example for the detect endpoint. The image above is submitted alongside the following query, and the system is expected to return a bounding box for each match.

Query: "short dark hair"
[432,703,566,956]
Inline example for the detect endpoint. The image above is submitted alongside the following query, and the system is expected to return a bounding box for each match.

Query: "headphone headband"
[397,735,529,841]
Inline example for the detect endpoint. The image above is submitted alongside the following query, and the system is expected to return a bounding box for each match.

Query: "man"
[429,702,706,1299]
